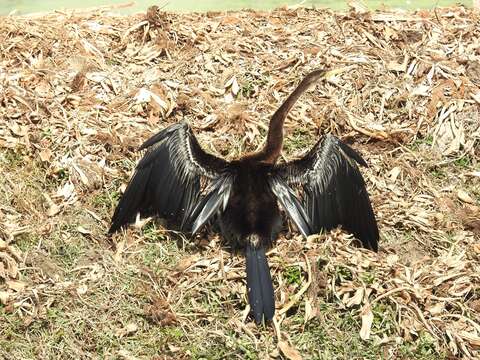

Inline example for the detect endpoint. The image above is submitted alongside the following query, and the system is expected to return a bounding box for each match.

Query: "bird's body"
[109,69,379,323]
[219,160,281,248]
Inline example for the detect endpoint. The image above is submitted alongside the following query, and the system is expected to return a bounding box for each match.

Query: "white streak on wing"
[307,135,339,193]
[269,178,310,238]
[221,177,232,210]
[176,125,217,180]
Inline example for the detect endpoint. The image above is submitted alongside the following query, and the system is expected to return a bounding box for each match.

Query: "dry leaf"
[144,297,177,326]
[346,287,364,307]
[175,255,200,272]
[457,190,475,204]
[57,182,76,200]
[39,149,53,162]
[278,341,303,360]
[220,16,240,25]
[8,123,28,137]
[43,193,60,217]
[77,226,92,235]
[116,323,139,337]
[304,297,317,322]
[117,349,140,360]
[388,167,401,183]
[360,304,374,340]
[0,291,9,305]
[76,284,88,296]
[458,331,480,347]
[386,254,399,266]
[387,61,406,72]
[114,239,126,263]
[7,280,26,292]
[426,301,444,315]
[231,77,240,96]
[0,252,18,279]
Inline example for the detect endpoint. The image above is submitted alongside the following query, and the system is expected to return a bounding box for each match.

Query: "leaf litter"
[0,2,479,359]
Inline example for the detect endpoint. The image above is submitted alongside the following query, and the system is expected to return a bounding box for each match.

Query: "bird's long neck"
[252,69,326,164]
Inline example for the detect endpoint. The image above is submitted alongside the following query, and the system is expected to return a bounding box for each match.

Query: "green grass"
[429,166,446,179]
[283,127,316,154]
[398,332,444,359]
[408,135,433,151]
[0,0,471,15]
[284,265,303,285]
[240,72,268,99]
[360,270,376,285]
[453,156,471,168]
[335,265,353,282]
[91,189,120,211]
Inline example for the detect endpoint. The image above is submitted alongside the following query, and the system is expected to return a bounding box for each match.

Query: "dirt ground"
[0,4,479,359]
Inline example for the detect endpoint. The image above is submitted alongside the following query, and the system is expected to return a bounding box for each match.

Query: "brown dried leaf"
[220,16,241,25]
[278,341,303,360]
[71,71,87,92]
[458,331,480,347]
[115,322,139,338]
[39,148,53,163]
[304,297,317,322]
[175,255,200,272]
[144,297,177,326]
[0,252,18,279]
[43,193,61,217]
[426,301,445,316]
[6,279,26,292]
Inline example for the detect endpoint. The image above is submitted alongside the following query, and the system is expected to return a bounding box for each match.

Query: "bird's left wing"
[109,121,233,234]
[268,134,379,251]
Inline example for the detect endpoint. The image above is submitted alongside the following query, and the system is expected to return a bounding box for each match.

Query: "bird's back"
[218,160,281,249]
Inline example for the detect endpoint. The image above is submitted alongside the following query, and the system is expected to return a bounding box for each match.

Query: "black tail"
[245,244,275,323]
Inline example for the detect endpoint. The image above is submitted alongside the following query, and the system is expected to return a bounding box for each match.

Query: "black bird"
[109,69,379,323]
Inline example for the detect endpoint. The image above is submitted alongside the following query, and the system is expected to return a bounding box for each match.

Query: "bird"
[108,69,379,324]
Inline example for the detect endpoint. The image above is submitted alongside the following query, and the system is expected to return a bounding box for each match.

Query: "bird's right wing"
[269,135,379,251]
[109,121,233,234]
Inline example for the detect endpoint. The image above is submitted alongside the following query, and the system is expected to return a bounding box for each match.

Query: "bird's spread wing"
[109,121,232,234]
[269,134,379,251]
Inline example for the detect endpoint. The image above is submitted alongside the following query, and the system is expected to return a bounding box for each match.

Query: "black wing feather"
[109,121,232,234]
[270,134,379,251]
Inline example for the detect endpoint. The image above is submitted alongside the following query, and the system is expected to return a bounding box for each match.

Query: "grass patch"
[284,265,302,285]
[283,127,316,154]
[428,165,446,179]
[409,135,433,150]
[398,332,445,360]
[240,71,268,99]
[453,156,471,168]
[335,265,353,282]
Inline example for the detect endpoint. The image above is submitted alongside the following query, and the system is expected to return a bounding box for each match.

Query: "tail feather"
[245,244,275,323]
